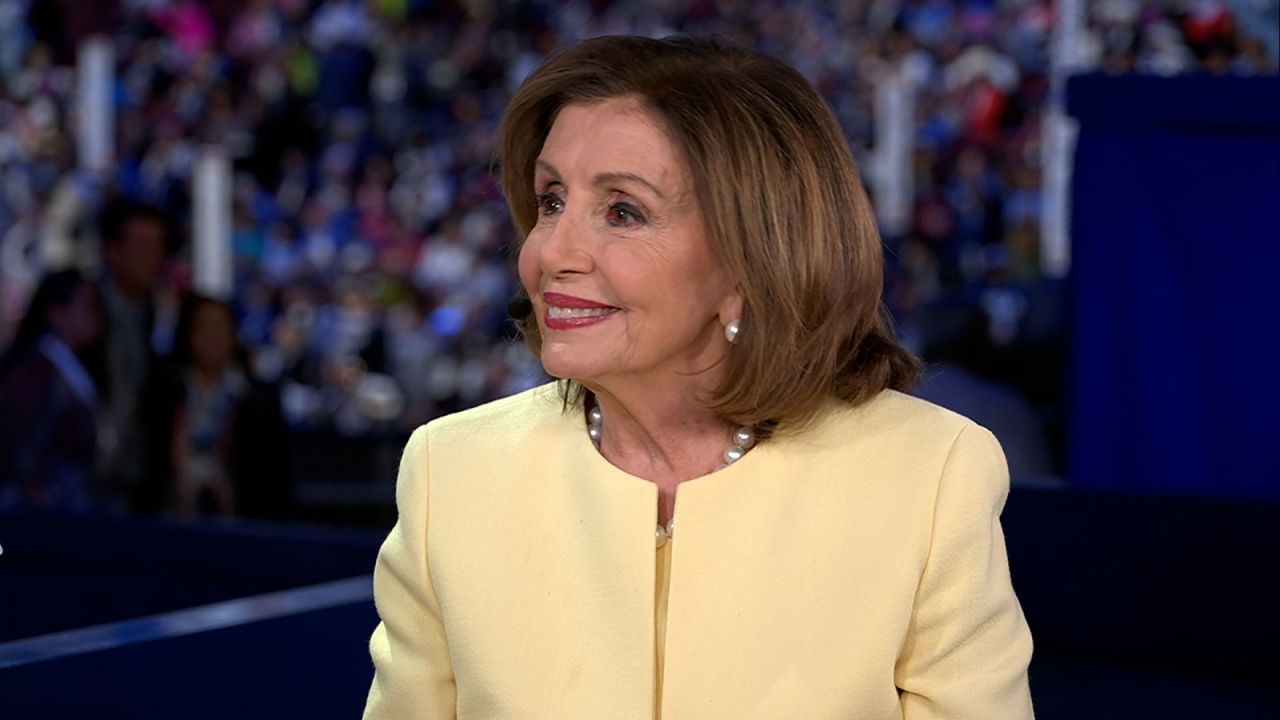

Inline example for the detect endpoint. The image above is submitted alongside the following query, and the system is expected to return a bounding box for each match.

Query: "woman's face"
[190,302,236,375]
[49,283,102,351]
[518,97,741,392]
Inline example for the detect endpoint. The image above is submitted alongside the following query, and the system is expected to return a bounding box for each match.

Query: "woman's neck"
[587,383,735,486]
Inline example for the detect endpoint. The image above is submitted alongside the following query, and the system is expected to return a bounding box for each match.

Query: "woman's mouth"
[547,306,615,319]
[543,292,619,330]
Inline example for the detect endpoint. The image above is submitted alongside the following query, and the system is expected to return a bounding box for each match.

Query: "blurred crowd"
[0,0,1275,516]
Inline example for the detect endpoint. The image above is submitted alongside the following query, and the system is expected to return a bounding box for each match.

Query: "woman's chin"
[541,361,594,384]
[539,350,611,386]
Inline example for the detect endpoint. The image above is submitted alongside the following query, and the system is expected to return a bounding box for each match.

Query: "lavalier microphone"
[507,296,533,321]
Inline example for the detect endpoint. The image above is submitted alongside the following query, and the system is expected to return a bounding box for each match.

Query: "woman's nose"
[539,208,593,276]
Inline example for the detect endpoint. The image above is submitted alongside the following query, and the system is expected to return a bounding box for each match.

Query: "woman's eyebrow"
[536,159,665,200]
[534,158,561,180]
[592,172,665,199]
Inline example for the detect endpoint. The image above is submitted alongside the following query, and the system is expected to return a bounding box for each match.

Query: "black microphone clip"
[507,296,533,321]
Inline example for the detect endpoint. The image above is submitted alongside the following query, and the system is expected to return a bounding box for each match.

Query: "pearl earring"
[724,319,740,344]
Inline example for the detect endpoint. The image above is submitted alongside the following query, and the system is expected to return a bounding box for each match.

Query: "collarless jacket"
[364,384,1035,719]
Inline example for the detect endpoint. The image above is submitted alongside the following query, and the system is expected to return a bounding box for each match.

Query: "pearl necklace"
[587,404,757,544]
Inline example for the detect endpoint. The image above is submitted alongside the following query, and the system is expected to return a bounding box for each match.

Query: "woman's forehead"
[537,99,689,193]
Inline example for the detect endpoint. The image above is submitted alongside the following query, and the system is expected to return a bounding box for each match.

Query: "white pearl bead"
[587,407,757,482]
[724,319,740,344]
[655,524,668,546]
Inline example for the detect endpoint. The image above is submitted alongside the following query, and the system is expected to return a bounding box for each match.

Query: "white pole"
[192,147,233,300]
[872,61,917,238]
[76,35,113,174]
[1042,0,1089,278]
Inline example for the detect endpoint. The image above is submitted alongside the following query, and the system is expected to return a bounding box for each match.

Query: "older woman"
[365,36,1033,719]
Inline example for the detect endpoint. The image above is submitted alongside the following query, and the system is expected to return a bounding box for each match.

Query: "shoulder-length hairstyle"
[1,269,93,375]
[499,35,920,435]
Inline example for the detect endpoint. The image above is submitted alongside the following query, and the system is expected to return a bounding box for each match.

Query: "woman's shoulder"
[777,390,1009,502]
[418,381,568,447]
[793,388,1007,476]
[392,383,572,501]
[831,388,982,444]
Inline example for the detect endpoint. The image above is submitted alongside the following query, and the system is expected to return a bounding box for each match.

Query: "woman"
[138,295,289,518]
[0,269,103,511]
[365,36,1033,719]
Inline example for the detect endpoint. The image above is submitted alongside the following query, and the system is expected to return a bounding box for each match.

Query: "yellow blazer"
[364,383,1034,719]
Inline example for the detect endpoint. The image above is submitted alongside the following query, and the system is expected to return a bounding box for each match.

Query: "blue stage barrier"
[0,511,384,718]
[0,511,384,643]
[1066,73,1280,500]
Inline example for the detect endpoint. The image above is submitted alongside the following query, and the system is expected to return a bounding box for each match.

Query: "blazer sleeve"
[364,425,457,719]
[895,423,1035,719]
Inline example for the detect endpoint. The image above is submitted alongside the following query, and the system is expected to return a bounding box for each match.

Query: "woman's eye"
[606,203,645,228]
[535,193,563,216]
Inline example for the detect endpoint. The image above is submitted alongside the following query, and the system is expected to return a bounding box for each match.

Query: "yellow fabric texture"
[364,383,1034,720]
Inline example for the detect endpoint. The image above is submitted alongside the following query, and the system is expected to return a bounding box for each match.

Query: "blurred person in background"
[0,269,102,511]
[83,197,174,513]
[139,294,290,520]
[364,36,1033,719]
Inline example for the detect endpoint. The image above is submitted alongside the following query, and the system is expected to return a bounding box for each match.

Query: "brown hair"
[499,35,920,435]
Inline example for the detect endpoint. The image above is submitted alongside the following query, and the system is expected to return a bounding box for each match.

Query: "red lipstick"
[543,292,615,309]
[542,292,619,330]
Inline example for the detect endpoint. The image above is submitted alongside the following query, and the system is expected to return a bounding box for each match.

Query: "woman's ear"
[716,289,744,330]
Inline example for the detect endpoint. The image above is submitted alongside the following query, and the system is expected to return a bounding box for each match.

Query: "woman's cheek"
[517,237,540,293]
